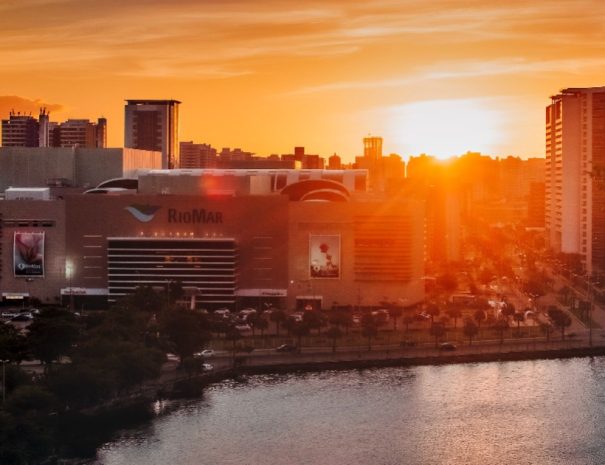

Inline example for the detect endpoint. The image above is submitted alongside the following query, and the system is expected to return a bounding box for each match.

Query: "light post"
[65,262,74,312]
[588,276,593,347]
[1,359,7,404]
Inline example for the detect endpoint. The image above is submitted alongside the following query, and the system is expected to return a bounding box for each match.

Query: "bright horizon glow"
[386,99,505,160]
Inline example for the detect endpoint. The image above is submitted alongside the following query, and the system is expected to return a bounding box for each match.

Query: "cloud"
[1,0,604,80]
[289,57,605,95]
[0,96,63,119]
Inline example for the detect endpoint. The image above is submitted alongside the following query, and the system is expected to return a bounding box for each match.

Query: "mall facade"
[0,169,425,311]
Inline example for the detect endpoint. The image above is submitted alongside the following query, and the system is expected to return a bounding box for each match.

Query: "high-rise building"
[357,136,385,192]
[124,99,180,169]
[1,112,39,147]
[546,86,605,275]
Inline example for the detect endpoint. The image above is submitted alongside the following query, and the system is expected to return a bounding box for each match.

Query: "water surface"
[95,357,605,465]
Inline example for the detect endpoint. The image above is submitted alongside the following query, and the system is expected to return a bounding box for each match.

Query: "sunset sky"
[1,0,605,161]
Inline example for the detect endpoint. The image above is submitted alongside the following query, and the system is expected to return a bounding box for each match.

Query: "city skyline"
[1,0,605,160]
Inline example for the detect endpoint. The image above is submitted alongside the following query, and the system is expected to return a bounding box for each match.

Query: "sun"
[386,98,505,159]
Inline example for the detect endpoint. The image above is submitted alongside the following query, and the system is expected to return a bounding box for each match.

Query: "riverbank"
[155,337,605,395]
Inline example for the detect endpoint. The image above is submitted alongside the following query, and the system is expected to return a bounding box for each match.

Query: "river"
[93,357,605,465]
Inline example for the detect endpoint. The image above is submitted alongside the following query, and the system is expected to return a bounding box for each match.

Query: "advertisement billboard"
[309,235,340,279]
[14,232,45,277]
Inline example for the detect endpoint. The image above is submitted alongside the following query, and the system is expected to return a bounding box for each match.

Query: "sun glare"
[387,99,504,159]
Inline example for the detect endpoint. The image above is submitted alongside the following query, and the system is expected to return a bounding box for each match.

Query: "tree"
[493,318,508,344]
[254,317,269,338]
[501,303,515,322]
[548,307,572,340]
[270,309,287,337]
[329,309,353,335]
[389,307,403,331]
[430,322,446,348]
[303,311,324,335]
[225,328,242,360]
[290,321,310,352]
[161,309,210,362]
[325,326,343,353]
[473,309,486,330]
[513,312,525,335]
[539,322,552,342]
[425,303,440,324]
[360,313,378,351]
[436,273,458,295]
[126,285,164,314]
[445,305,462,329]
[463,319,479,346]
[27,308,80,369]
[0,323,29,363]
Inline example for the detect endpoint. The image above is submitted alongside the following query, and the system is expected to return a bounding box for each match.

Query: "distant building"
[546,86,605,274]
[124,99,180,169]
[528,182,546,228]
[2,112,39,147]
[282,146,325,169]
[2,110,106,148]
[179,141,218,169]
[56,118,107,148]
[328,153,342,170]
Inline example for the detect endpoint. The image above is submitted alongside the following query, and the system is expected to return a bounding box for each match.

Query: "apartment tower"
[124,99,180,169]
[546,87,605,275]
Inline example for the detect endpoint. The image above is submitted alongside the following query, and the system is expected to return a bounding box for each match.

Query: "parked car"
[11,313,33,321]
[439,342,457,351]
[275,344,297,353]
[1,311,19,319]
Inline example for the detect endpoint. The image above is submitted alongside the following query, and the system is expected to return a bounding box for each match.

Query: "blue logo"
[125,204,161,223]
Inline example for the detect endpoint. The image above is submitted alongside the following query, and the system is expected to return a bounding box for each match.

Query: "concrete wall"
[0,147,161,190]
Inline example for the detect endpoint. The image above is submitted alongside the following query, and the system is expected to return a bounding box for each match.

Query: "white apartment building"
[546,87,605,275]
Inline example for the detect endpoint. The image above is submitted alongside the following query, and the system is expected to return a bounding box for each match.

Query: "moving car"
[193,349,215,358]
[439,342,457,351]
[276,344,297,353]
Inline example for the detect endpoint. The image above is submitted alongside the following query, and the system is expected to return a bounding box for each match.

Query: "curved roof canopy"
[281,179,350,202]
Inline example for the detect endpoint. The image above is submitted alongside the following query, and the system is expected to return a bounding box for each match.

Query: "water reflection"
[95,358,605,465]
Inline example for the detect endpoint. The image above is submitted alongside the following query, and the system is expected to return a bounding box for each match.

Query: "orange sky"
[1,0,605,161]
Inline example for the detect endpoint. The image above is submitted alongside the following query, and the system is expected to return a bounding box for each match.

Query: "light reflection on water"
[94,357,605,465]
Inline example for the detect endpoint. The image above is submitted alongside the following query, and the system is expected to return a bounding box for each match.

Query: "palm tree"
[290,321,310,352]
[430,322,446,348]
[269,309,286,337]
[360,313,378,351]
[254,317,269,338]
[493,318,508,344]
[513,312,525,336]
[463,319,479,346]
[473,309,486,330]
[225,327,242,363]
[445,305,462,329]
[325,326,343,353]
[389,307,403,332]
[548,307,572,340]
[425,303,440,324]
[539,322,552,342]
[303,310,325,335]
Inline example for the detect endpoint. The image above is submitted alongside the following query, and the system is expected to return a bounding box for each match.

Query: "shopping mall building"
[0,169,425,311]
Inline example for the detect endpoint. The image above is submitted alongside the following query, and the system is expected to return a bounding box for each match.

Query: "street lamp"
[1,359,8,404]
[65,261,74,312]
